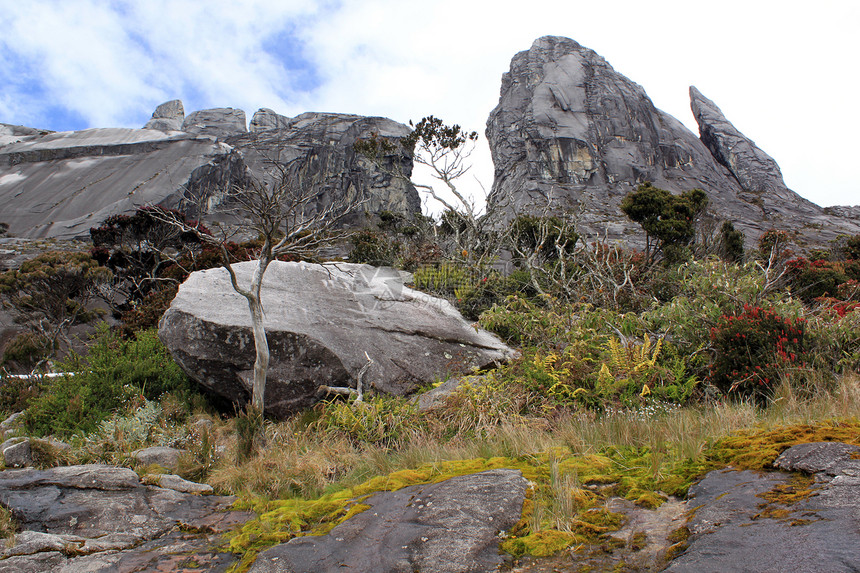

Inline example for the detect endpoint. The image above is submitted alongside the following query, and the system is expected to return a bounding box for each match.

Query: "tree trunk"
[248,294,269,413]
[247,257,271,413]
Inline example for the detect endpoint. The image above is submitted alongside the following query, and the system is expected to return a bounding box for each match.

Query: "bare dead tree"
[153,144,366,416]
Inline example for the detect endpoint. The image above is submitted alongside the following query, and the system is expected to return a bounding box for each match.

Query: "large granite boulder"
[158,261,516,418]
[0,102,420,239]
[249,107,292,131]
[486,36,860,247]
[249,469,527,573]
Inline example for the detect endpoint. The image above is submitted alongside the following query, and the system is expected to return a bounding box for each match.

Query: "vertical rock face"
[486,36,860,246]
[230,111,421,219]
[143,99,185,131]
[0,102,420,238]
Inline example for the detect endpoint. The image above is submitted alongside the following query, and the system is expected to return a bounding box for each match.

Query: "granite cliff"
[0,103,419,239]
[486,36,859,247]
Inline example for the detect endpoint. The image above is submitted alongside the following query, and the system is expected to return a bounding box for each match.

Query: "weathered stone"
[182,107,247,138]
[0,464,248,571]
[0,123,47,147]
[159,262,516,418]
[0,412,24,431]
[0,127,245,239]
[226,111,422,221]
[773,441,860,476]
[666,442,860,572]
[132,445,185,470]
[0,438,30,467]
[143,99,185,131]
[414,375,477,411]
[486,36,860,248]
[2,530,80,557]
[249,469,527,573]
[147,473,214,495]
[249,108,292,131]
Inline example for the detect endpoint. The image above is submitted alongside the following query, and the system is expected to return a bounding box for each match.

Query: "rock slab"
[666,442,860,572]
[249,468,527,573]
[0,464,251,572]
[159,262,516,418]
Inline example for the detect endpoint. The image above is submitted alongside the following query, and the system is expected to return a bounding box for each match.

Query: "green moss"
[501,530,585,558]
[706,421,860,470]
[629,531,647,551]
[226,420,860,571]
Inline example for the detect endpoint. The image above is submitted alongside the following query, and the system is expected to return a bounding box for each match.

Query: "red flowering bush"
[709,304,805,401]
[786,257,851,302]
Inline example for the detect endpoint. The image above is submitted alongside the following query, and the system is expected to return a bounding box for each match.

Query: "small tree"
[620,183,708,265]
[155,153,364,419]
[717,221,745,263]
[90,207,204,314]
[0,251,112,364]
[355,116,503,267]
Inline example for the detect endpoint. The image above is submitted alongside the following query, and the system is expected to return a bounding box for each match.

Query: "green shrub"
[348,229,402,266]
[119,286,178,336]
[643,258,803,356]
[413,263,475,294]
[786,257,851,302]
[709,305,805,401]
[805,305,860,373]
[1,332,51,371]
[315,396,420,447]
[718,221,745,263]
[23,325,193,437]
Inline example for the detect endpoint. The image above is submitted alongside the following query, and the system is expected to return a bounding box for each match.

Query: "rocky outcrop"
[0,101,419,239]
[249,108,292,131]
[227,111,421,219]
[665,442,860,572]
[249,469,527,573]
[0,123,49,147]
[158,262,516,419]
[182,107,247,138]
[689,86,786,196]
[143,99,185,131]
[0,464,251,572]
[486,36,860,247]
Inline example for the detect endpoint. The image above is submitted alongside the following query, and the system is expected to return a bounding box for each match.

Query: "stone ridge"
[0,101,420,239]
[486,36,859,247]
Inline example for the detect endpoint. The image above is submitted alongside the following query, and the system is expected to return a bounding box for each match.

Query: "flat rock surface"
[0,464,251,572]
[666,442,860,572]
[160,262,516,418]
[249,468,528,573]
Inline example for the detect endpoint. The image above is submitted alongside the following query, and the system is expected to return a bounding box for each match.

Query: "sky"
[0,0,857,209]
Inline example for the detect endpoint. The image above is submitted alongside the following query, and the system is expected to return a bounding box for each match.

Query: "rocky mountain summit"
[486,36,859,246]
[0,103,418,239]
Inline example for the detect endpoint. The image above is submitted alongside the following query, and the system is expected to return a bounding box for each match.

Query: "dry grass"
[208,373,860,501]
